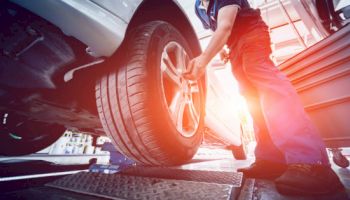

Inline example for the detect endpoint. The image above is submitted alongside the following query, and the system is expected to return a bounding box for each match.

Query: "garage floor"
[1,146,349,200]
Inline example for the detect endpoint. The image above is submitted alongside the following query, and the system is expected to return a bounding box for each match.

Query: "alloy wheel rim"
[160,42,201,138]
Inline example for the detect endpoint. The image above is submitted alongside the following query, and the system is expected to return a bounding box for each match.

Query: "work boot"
[238,160,287,179]
[275,164,345,195]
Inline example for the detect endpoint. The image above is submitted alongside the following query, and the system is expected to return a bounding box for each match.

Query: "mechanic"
[183,0,344,195]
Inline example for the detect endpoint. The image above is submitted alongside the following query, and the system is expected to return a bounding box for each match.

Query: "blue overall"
[195,0,329,165]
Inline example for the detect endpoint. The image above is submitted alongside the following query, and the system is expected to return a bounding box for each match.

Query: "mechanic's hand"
[183,55,209,80]
[219,48,229,64]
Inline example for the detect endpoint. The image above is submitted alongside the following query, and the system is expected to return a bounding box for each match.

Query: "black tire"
[230,144,247,160]
[230,125,248,160]
[0,114,65,156]
[96,21,205,166]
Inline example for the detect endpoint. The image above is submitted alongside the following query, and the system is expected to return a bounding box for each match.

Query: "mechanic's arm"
[183,5,239,80]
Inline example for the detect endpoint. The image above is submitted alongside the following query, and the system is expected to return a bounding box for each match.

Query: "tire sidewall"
[144,22,204,157]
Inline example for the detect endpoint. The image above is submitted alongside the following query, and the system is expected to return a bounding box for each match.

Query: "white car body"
[11,0,142,57]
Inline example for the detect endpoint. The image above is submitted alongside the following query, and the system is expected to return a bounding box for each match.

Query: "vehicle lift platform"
[1,148,350,200]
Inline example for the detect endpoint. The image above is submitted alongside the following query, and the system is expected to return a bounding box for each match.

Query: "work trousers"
[229,26,329,165]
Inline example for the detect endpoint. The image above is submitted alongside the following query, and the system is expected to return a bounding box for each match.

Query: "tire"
[230,125,248,160]
[230,144,247,160]
[96,21,205,166]
[0,114,65,156]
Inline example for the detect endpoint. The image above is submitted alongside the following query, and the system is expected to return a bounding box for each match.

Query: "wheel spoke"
[169,92,183,116]
[176,102,186,132]
[176,46,188,72]
[169,92,186,131]
[188,100,199,127]
[161,51,182,87]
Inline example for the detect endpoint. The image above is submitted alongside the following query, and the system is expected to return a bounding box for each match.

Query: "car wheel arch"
[123,0,207,106]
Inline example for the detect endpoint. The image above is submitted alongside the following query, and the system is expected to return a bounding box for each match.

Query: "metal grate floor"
[45,165,244,200]
[121,166,243,185]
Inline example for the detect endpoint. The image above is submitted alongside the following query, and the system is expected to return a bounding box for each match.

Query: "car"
[0,0,246,165]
